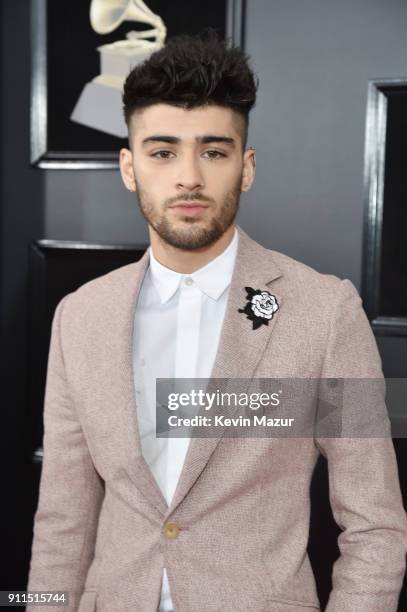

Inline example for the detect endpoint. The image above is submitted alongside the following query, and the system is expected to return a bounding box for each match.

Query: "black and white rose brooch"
[238,287,279,330]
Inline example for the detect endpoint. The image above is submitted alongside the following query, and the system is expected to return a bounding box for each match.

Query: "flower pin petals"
[238,287,279,330]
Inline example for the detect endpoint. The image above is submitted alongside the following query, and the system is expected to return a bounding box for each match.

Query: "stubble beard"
[135,177,242,250]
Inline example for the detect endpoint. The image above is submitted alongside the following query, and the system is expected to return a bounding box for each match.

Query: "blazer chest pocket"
[77,590,97,612]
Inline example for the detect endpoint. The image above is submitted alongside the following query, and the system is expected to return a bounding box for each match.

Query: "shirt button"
[163,522,180,539]
[184,277,193,286]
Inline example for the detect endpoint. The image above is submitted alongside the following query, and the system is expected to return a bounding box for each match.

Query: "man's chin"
[172,216,204,224]
[154,222,223,250]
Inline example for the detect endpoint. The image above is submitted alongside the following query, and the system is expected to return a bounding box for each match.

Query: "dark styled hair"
[122,28,259,150]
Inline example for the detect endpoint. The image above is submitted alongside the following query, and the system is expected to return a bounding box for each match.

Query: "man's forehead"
[131,103,240,138]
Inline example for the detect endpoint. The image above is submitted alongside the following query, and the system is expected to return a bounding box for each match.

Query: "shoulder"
[260,247,377,376]
[252,244,365,341]
[237,225,352,300]
[264,246,357,303]
[274,246,344,280]
[72,259,143,297]
[54,257,147,327]
[236,226,363,323]
[267,249,365,333]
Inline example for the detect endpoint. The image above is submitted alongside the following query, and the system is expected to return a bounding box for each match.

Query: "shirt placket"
[165,277,201,504]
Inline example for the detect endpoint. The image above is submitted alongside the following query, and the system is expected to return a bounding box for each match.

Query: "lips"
[170,201,209,208]
[170,202,209,217]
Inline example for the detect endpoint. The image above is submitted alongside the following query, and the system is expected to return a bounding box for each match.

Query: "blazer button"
[163,522,180,539]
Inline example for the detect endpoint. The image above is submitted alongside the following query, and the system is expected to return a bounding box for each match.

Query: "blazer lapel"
[166,225,284,517]
[103,248,169,517]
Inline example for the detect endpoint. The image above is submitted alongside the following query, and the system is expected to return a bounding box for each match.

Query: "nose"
[175,153,204,191]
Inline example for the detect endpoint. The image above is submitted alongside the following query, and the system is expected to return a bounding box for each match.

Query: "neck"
[149,224,236,273]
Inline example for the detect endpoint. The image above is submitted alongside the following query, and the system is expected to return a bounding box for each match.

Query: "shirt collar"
[148,226,239,304]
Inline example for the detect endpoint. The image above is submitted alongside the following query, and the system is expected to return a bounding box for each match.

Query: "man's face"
[119,103,255,250]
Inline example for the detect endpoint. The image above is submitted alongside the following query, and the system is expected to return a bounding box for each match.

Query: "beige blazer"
[27,225,407,612]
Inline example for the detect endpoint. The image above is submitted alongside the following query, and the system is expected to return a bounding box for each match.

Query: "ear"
[241,146,256,192]
[119,148,136,192]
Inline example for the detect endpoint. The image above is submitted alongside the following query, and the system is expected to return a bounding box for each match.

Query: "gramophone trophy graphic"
[70,0,167,137]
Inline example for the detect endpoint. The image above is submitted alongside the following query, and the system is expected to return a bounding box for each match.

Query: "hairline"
[126,102,249,153]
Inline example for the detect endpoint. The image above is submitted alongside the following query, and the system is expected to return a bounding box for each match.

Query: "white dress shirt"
[132,227,239,611]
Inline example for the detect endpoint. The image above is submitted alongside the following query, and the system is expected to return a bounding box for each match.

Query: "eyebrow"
[141,135,236,148]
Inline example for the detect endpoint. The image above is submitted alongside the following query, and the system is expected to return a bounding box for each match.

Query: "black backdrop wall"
[0,0,45,591]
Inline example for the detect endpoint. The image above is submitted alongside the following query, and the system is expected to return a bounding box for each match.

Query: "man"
[27,30,406,612]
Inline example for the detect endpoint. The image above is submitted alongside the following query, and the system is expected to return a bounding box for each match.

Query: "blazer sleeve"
[26,294,105,611]
[314,278,407,612]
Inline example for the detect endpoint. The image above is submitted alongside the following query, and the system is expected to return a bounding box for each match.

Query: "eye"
[151,150,175,160]
[203,150,226,159]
